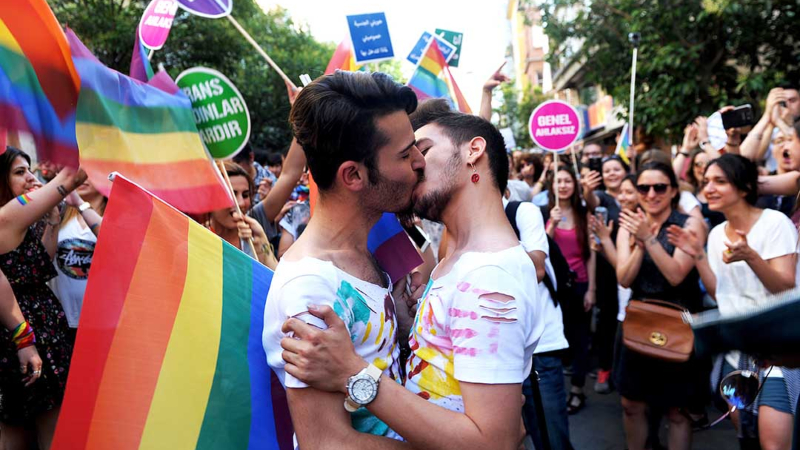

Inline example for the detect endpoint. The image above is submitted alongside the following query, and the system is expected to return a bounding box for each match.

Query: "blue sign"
[346,12,394,64]
[406,32,457,65]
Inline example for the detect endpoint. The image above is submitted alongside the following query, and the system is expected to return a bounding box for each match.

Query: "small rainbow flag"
[615,122,631,166]
[0,0,80,167]
[130,27,155,83]
[52,175,292,450]
[66,29,233,214]
[324,39,362,75]
[407,39,471,113]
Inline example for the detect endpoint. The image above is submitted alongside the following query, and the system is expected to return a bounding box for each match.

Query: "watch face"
[350,377,376,403]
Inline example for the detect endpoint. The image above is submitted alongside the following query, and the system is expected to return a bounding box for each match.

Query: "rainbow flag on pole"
[615,122,631,165]
[324,39,362,75]
[0,0,80,166]
[52,174,291,450]
[66,29,232,213]
[130,27,155,83]
[407,39,471,113]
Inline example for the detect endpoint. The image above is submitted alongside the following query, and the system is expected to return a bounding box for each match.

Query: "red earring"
[470,163,480,183]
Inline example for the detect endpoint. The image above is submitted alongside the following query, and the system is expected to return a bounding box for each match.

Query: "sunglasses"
[702,366,772,429]
[636,183,669,195]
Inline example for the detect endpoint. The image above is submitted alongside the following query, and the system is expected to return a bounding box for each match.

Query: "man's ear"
[466,136,487,165]
[337,161,368,192]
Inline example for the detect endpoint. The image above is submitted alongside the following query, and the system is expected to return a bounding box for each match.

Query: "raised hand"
[589,214,614,241]
[483,61,510,93]
[581,170,602,193]
[619,208,653,241]
[681,124,699,151]
[666,224,703,258]
[694,116,710,144]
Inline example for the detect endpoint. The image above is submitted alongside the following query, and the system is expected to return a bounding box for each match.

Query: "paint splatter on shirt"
[404,246,544,413]
[263,257,401,437]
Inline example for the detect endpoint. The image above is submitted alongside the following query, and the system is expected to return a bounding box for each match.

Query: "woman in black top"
[614,161,707,450]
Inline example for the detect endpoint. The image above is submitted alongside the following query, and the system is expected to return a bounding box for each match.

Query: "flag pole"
[226,15,297,90]
[628,32,640,171]
[215,160,259,257]
[553,152,560,208]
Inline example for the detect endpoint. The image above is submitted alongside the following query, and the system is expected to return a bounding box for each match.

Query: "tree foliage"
[495,82,550,149]
[539,0,800,141]
[48,0,335,152]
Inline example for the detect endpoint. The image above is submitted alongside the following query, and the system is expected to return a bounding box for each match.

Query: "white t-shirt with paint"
[404,246,543,413]
[707,208,799,376]
[263,257,402,438]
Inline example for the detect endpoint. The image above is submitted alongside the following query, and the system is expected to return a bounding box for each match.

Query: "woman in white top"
[53,180,105,346]
[668,153,798,450]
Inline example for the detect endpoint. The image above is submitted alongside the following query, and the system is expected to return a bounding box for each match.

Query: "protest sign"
[435,29,463,67]
[528,100,581,153]
[176,0,232,19]
[406,32,456,65]
[139,0,178,50]
[176,67,250,159]
[346,12,394,64]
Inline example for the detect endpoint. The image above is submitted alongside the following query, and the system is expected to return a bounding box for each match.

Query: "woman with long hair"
[615,161,707,450]
[668,154,799,450]
[0,147,85,449]
[52,179,105,347]
[546,165,596,414]
[686,148,726,228]
[207,162,275,268]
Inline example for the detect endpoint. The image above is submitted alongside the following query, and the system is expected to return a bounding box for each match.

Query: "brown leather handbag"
[622,299,694,363]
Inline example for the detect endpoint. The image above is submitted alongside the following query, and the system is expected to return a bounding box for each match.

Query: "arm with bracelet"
[0,167,87,254]
[0,268,42,386]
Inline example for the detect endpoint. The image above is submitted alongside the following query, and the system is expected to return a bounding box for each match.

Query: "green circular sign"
[175,67,251,159]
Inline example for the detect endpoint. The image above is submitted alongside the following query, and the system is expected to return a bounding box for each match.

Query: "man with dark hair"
[279,102,545,450]
[262,71,425,449]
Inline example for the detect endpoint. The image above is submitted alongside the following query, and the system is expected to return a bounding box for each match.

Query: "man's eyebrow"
[399,139,417,153]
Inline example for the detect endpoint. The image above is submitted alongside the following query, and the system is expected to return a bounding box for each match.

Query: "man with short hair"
[580,142,603,166]
[262,71,425,449]
[742,83,800,172]
[280,103,545,450]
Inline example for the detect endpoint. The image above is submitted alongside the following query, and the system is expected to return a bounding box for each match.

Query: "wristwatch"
[344,364,382,412]
[78,202,92,213]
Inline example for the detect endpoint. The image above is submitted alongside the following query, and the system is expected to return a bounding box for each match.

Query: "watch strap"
[365,363,382,383]
[78,202,91,212]
[344,397,360,412]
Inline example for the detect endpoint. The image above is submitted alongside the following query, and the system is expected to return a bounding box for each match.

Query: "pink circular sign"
[139,0,178,50]
[528,100,581,152]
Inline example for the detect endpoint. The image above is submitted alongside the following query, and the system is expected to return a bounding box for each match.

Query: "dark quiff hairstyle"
[409,99,509,195]
[289,71,418,190]
[0,146,31,205]
[705,153,759,205]
[636,161,680,208]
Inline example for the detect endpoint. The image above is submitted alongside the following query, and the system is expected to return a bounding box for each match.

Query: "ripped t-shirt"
[404,245,544,413]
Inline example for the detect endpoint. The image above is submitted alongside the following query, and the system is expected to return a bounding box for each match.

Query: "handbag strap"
[636,299,690,313]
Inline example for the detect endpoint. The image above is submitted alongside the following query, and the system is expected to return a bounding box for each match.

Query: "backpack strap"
[504,201,522,240]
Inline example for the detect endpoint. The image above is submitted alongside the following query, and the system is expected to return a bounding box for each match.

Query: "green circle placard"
[176,67,251,159]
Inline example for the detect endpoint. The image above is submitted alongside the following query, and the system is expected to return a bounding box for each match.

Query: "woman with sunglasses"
[668,153,799,450]
[546,165,596,414]
[583,154,630,394]
[615,161,707,450]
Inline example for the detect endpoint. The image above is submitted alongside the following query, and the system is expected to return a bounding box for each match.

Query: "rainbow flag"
[324,39,362,75]
[66,29,233,214]
[130,27,155,83]
[615,122,631,165]
[52,175,292,450]
[0,0,80,167]
[407,40,471,113]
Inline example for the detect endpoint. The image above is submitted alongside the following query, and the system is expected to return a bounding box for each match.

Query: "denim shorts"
[723,362,792,414]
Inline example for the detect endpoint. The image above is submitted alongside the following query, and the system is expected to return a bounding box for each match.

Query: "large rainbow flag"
[324,39,362,75]
[52,175,292,450]
[0,0,80,166]
[407,40,471,114]
[66,29,232,213]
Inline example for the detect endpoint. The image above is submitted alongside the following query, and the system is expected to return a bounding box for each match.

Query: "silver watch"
[344,364,381,412]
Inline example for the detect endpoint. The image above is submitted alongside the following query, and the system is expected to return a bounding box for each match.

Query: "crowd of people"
[0,66,799,450]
